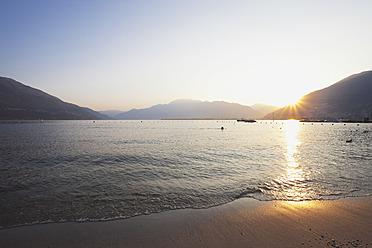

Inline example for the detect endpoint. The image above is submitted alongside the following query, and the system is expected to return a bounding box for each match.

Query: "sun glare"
[288,98,301,107]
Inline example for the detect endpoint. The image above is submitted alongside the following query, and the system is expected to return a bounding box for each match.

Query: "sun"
[288,98,301,107]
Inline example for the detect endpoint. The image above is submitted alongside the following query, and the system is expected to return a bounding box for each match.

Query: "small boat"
[237,119,256,123]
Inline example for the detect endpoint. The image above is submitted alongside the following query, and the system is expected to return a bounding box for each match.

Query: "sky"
[1,0,372,111]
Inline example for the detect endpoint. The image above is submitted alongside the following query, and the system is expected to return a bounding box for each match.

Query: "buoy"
[221,127,224,130]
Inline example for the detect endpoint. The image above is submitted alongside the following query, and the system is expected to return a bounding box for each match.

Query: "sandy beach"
[1,196,371,248]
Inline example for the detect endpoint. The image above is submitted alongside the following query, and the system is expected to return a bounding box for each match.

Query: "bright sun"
[288,98,301,107]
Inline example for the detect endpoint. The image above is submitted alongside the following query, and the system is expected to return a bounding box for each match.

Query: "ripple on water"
[0,120,371,228]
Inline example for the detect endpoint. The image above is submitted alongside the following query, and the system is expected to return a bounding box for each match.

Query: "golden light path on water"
[273,120,315,202]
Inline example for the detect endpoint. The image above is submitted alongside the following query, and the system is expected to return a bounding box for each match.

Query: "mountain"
[114,99,262,120]
[81,108,112,120]
[250,103,279,117]
[0,76,110,120]
[262,70,372,120]
[98,110,124,118]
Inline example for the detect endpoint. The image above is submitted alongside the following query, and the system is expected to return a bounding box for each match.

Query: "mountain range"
[0,77,110,120]
[1,70,371,121]
[111,99,273,120]
[263,70,372,121]
[0,76,277,120]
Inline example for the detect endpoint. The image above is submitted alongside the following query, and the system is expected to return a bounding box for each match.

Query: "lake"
[0,120,371,228]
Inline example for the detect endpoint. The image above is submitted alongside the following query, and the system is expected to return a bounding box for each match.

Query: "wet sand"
[1,196,371,248]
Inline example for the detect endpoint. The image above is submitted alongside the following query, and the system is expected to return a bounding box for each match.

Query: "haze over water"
[0,120,371,228]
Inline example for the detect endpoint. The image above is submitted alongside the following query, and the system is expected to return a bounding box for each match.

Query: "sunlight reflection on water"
[266,120,317,201]
[282,120,308,200]
[284,120,301,169]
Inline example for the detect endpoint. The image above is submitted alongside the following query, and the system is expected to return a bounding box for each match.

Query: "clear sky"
[1,0,372,111]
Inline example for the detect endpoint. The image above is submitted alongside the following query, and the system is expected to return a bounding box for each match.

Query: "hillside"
[114,99,262,120]
[250,103,279,117]
[0,77,109,120]
[98,110,124,119]
[262,70,372,120]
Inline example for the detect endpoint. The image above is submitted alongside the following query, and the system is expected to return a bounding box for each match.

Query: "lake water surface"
[0,120,371,228]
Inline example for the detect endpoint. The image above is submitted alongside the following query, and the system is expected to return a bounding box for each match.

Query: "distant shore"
[1,196,371,248]
[299,120,372,123]
[1,118,371,123]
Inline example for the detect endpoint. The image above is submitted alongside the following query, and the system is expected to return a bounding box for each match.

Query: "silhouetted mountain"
[250,103,279,117]
[262,71,372,120]
[114,99,261,120]
[81,108,112,120]
[98,110,124,118]
[0,77,109,120]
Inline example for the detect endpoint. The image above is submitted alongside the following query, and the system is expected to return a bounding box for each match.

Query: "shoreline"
[1,196,371,247]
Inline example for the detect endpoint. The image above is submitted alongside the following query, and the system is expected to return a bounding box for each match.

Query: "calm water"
[0,120,371,228]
